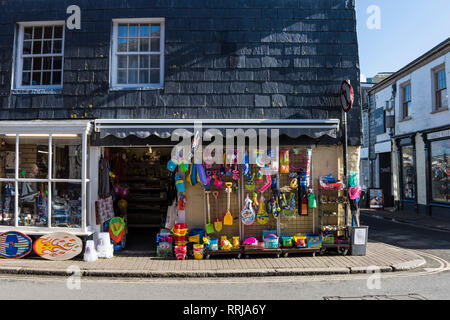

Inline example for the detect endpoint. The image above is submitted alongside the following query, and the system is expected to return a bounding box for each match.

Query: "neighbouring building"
[367,38,449,219]
[0,0,361,252]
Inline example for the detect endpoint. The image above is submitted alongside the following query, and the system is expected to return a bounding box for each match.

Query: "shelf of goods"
[318,184,350,255]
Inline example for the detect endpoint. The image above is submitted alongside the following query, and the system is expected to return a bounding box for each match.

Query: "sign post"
[340,80,354,226]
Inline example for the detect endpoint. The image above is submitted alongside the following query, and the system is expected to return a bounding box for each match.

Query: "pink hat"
[348,185,362,200]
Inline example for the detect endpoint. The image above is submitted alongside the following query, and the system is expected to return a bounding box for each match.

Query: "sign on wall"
[373,108,385,136]
[369,188,384,209]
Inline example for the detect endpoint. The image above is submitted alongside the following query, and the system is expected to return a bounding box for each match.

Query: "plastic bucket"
[174,235,187,245]
[193,244,204,260]
[172,223,188,236]
[209,238,219,251]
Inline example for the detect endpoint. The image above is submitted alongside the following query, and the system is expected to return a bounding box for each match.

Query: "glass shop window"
[401,145,416,200]
[430,139,449,203]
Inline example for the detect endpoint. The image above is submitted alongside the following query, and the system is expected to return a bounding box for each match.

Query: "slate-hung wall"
[0,0,361,145]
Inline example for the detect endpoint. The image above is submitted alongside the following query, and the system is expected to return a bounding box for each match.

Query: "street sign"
[340,80,354,113]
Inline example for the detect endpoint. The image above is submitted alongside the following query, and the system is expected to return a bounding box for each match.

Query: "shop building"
[367,38,449,219]
[0,1,362,252]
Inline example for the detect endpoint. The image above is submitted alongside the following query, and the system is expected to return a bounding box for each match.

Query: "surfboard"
[0,231,32,259]
[33,232,83,261]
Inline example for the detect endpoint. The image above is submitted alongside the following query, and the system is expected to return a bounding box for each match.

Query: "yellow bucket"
[193,244,204,260]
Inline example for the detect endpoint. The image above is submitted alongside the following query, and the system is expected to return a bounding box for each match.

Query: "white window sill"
[431,107,449,114]
[109,86,164,92]
[12,88,62,95]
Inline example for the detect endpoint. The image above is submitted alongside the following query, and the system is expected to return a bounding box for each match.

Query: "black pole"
[343,109,349,226]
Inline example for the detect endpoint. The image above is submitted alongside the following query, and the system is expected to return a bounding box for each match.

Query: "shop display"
[205,191,215,234]
[175,245,187,260]
[33,232,83,261]
[240,194,255,225]
[263,234,279,249]
[108,217,126,246]
[256,194,269,224]
[0,231,32,259]
[223,183,233,226]
[193,244,204,259]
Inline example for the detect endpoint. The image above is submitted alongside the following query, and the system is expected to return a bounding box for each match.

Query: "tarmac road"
[0,213,449,301]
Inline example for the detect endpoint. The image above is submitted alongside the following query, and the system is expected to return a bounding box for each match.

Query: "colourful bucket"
[193,244,204,260]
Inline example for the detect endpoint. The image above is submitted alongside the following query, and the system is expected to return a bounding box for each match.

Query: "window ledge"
[109,86,164,92]
[431,107,449,114]
[11,88,62,95]
[399,116,412,122]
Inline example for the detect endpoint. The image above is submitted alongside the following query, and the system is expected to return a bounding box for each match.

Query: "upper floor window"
[14,22,65,90]
[111,18,165,89]
[434,67,448,111]
[401,83,411,119]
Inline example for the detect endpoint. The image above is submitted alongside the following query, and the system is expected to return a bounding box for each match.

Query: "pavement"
[361,208,450,233]
[0,241,425,278]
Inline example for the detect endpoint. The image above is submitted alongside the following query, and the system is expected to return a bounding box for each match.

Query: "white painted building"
[367,38,450,219]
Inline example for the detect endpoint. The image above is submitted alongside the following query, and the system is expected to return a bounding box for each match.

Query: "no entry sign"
[340,80,354,113]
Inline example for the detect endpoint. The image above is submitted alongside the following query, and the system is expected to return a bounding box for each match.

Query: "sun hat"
[348,185,362,200]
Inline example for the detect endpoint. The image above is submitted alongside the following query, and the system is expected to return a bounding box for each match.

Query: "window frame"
[110,18,165,90]
[13,21,65,91]
[433,66,447,111]
[401,82,412,120]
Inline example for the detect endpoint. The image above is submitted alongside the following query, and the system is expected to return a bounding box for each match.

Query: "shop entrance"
[108,147,171,253]
[379,152,393,207]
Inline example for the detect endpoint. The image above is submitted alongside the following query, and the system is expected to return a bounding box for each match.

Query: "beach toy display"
[264,234,279,249]
[193,244,204,260]
[175,245,187,260]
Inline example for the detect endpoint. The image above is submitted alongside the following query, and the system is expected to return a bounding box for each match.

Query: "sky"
[356,0,450,80]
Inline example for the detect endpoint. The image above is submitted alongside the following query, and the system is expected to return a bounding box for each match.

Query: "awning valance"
[94,119,340,140]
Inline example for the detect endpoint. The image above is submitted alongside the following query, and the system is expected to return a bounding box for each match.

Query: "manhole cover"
[323,294,427,300]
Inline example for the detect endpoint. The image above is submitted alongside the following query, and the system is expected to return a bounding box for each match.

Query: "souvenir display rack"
[318,180,350,256]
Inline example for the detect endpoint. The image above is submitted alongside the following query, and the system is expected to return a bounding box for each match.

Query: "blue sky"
[356,0,450,80]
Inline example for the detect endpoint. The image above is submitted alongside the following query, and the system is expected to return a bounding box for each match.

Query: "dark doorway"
[379,152,394,207]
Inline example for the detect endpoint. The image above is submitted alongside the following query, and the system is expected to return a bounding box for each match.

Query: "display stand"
[204,248,242,259]
[243,247,282,258]
[318,182,350,256]
[281,247,320,257]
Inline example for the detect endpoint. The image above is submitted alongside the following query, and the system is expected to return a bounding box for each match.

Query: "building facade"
[367,38,449,219]
[0,0,361,245]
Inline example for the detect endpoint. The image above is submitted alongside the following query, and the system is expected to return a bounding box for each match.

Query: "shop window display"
[0,135,17,225]
[431,139,449,203]
[401,146,416,200]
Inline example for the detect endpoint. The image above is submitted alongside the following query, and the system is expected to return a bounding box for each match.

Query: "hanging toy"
[290,177,298,190]
[252,192,259,210]
[259,168,272,193]
[232,166,240,181]
[223,183,233,226]
[213,171,223,190]
[280,149,290,174]
[240,194,256,225]
[256,170,263,182]
[175,174,186,193]
[242,151,250,176]
[245,172,255,191]
[256,194,269,224]
[196,164,208,186]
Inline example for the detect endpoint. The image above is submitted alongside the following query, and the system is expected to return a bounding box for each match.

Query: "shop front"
[0,118,362,260]
[395,136,417,211]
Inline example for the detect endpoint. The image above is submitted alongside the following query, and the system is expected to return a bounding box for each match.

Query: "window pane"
[53,40,62,54]
[118,55,127,68]
[129,55,138,68]
[54,26,63,38]
[150,38,160,52]
[0,134,17,226]
[51,182,81,228]
[139,55,149,68]
[23,58,32,71]
[139,38,149,52]
[52,71,61,85]
[118,24,128,38]
[22,72,31,86]
[32,72,41,85]
[43,26,53,39]
[18,186,48,227]
[33,57,42,71]
[129,38,138,51]
[129,24,138,37]
[32,40,42,54]
[53,57,62,70]
[150,69,160,84]
[151,24,160,37]
[52,135,82,180]
[117,70,127,84]
[139,24,149,37]
[139,69,149,83]
[441,89,448,108]
[42,40,52,54]
[34,26,43,39]
[0,181,16,226]
[22,41,32,54]
[150,55,160,68]
[118,38,127,52]
[42,72,51,85]
[42,57,52,70]
[24,27,33,40]
[401,146,415,199]
[128,69,138,83]
[431,139,449,203]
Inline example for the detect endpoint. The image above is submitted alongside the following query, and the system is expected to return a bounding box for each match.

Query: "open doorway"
[108,147,171,253]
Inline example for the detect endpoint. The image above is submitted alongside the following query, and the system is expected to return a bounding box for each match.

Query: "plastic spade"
[205,191,214,234]
[223,182,233,226]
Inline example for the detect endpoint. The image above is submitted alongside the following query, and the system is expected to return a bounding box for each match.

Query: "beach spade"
[212,190,222,232]
[223,182,233,226]
[205,191,215,234]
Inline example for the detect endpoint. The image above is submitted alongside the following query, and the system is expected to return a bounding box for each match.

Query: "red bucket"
[172,223,188,236]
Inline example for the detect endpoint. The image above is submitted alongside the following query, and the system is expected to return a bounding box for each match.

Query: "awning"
[94,119,340,140]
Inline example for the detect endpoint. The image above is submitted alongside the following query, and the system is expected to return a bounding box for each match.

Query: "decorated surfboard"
[33,232,83,261]
[0,231,32,259]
